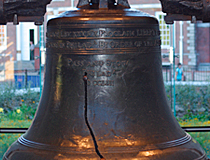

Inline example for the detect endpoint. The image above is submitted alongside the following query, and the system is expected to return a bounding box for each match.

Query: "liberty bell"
[3,0,207,159]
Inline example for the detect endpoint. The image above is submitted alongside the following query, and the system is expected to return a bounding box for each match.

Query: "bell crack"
[83,72,105,160]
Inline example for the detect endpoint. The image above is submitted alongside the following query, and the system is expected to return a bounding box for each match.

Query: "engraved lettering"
[134,41,142,47]
[93,80,114,86]
[67,59,130,87]
[97,71,106,77]
[81,31,87,37]
[61,31,73,37]
[143,40,161,47]
[87,60,105,67]
[105,60,129,68]
[72,31,77,37]
[99,41,109,48]
[48,39,160,49]
[106,71,112,77]
[66,41,75,49]
[110,41,117,48]
[67,59,85,67]
[133,40,161,47]
[48,29,160,39]
[136,29,159,36]
[106,60,111,66]
[47,42,65,48]
[82,69,117,78]
[121,60,129,66]
[99,30,106,37]
[83,69,96,77]
[109,41,133,48]
[89,70,96,77]
[66,41,97,49]
[67,58,73,66]
[46,31,60,38]
[112,69,121,76]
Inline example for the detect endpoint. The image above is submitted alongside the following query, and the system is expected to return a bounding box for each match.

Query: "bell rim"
[17,133,192,153]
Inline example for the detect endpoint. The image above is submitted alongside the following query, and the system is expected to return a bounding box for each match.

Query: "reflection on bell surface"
[3,0,207,159]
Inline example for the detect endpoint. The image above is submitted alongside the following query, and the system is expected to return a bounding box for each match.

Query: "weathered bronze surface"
[3,0,208,159]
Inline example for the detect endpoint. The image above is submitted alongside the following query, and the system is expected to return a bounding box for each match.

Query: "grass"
[179,118,210,157]
[189,132,210,156]
[179,118,210,127]
[0,119,32,128]
[0,133,22,159]
[0,119,32,159]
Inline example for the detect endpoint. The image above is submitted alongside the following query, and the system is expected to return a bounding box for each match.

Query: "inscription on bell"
[47,28,160,38]
[82,70,119,78]
[67,58,129,87]
[47,39,160,49]
[67,59,129,68]
[93,80,114,86]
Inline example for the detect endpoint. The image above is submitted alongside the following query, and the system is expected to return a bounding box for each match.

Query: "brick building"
[0,0,209,81]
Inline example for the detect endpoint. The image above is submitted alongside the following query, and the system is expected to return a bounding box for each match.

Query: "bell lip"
[3,133,206,159]
[17,133,192,153]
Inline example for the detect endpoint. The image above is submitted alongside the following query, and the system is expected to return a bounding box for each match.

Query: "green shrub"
[0,83,17,112]
[0,84,38,159]
[0,83,39,122]
[165,84,210,120]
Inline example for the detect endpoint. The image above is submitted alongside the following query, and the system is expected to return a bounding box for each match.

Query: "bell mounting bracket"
[77,0,130,9]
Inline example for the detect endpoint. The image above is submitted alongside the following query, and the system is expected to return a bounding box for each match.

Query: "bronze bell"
[3,0,207,159]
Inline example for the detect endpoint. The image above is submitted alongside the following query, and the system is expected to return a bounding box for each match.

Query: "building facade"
[0,0,209,82]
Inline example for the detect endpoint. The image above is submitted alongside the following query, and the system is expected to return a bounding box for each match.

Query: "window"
[155,12,170,49]
[0,25,7,51]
